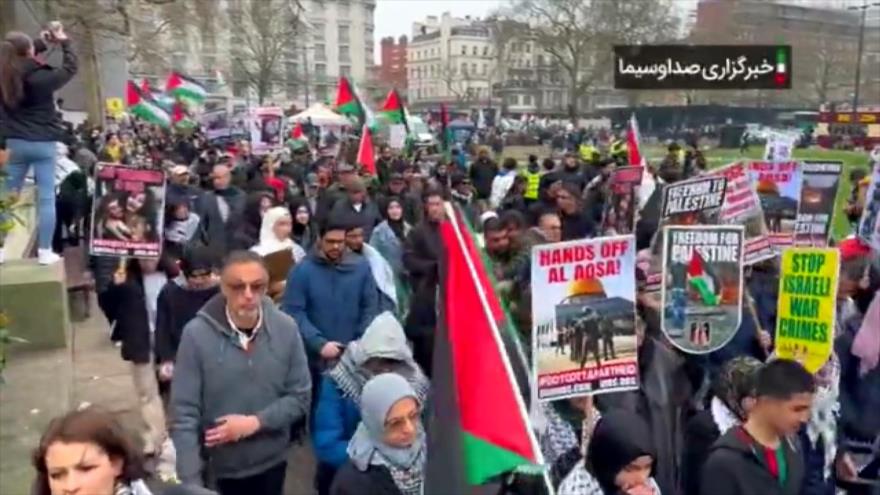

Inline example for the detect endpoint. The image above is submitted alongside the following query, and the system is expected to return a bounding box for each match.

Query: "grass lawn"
[502,145,871,241]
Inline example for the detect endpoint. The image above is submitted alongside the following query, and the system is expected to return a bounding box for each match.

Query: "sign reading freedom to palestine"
[614,45,792,90]
[775,248,839,373]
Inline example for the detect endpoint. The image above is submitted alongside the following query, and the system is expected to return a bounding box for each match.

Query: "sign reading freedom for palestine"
[775,247,839,373]
[614,45,792,90]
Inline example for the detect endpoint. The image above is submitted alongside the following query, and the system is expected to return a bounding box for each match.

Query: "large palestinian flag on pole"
[334,76,363,119]
[126,80,171,128]
[425,203,545,494]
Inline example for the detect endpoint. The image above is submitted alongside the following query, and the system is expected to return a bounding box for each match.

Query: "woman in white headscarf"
[250,206,306,260]
[330,373,426,495]
[250,206,305,300]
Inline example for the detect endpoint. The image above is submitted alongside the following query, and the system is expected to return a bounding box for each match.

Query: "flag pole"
[443,202,554,495]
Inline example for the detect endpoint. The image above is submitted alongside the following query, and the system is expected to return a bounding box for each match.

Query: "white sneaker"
[38,249,61,265]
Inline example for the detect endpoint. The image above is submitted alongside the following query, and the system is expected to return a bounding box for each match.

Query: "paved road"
[0,296,316,494]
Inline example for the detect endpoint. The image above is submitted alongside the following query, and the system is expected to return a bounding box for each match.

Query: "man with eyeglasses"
[170,250,311,494]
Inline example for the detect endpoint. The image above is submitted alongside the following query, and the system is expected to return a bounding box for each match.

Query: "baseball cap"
[170,165,189,176]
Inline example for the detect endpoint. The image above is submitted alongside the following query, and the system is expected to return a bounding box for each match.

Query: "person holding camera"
[0,23,77,265]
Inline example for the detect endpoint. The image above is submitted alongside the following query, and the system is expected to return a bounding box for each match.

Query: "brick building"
[378,36,408,93]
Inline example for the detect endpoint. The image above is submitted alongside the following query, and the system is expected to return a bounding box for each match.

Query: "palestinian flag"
[166,72,207,106]
[334,76,362,119]
[627,113,645,166]
[425,203,544,494]
[380,89,408,131]
[290,122,307,141]
[126,80,170,128]
[356,124,376,176]
[172,102,196,130]
[687,250,719,306]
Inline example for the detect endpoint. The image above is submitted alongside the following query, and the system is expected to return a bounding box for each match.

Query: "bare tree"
[508,0,678,119]
[230,0,304,104]
[440,59,478,107]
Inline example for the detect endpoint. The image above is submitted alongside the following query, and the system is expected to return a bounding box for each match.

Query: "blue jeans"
[3,139,57,250]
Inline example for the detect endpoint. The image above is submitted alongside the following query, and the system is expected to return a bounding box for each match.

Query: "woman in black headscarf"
[229,191,275,251]
[289,196,317,252]
[559,410,661,495]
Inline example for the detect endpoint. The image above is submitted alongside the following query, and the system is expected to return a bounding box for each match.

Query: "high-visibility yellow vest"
[523,169,542,200]
[610,139,626,158]
[578,143,596,162]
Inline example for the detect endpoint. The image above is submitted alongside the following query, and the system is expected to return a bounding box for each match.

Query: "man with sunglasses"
[170,250,311,494]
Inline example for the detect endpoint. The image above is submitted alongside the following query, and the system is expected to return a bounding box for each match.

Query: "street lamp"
[847,1,880,117]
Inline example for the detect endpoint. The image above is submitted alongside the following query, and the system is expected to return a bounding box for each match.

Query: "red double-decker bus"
[816,104,880,151]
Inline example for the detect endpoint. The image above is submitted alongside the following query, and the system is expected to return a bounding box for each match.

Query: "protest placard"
[90,163,166,258]
[704,162,774,264]
[647,176,727,289]
[794,161,842,247]
[389,124,407,150]
[531,235,639,401]
[775,247,839,373]
[857,161,880,251]
[201,108,249,143]
[601,166,643,236]
[763,133,796,162]
[660,225,744,354]
[748,161,802,251]
[250,106,285,153]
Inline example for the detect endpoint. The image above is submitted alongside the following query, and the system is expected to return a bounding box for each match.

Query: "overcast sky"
[373,0,503,62]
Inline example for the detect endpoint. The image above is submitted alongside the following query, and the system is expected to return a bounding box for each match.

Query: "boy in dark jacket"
[700,359,815,495]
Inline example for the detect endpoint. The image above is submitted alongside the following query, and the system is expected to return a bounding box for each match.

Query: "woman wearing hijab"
[682,356,762,495]
[313,312,429,495]
[289,197,317,252]
[330,373,426,495]
[370,197,411,276]
[230,191,274,250]
[250,206,306,261]
[559,410,661,495]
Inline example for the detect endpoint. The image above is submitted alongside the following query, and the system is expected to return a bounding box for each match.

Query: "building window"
[315,63,327,77]
[483,46,488,56]
[537,55,544,66]
[203,54,217,72]
[473,46,478,55]
[232,79,247,98]
[338,24,350,44]
[471,63,477,74]
[171,53,186,70]
[525,43,531,53]
[482,63,487,75]
[525,59,530,68]
[461,45,467,55]
[314,44,326,61]
[316,85,328,102]
[340,65,351,77]
[312,23,325,41]
[524,94,532,105]
[338,0,350,18]
[340,45,350,62]
[461,62,467,75]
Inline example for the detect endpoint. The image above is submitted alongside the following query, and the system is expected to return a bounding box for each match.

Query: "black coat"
[402,221,442,338]
[470,158,498,200]
[699,427,805,495]
[0,41,77,143]
[103,273,153,364]
[195,188,246,256]
[154,281,220,363]
[329,197,383,240]
[330,462,403,495]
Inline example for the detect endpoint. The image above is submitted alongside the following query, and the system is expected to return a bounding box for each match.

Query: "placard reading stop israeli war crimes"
[794,161,842,247]
[704,162,774,265]
[531,236,639,401]
[601,166,643,236]
[90,163,166,258]
[661,225,744,354]
[748,161,803,251]
[776,248,839,373]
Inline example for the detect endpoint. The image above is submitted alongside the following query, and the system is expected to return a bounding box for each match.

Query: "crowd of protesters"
[3,25,880,495]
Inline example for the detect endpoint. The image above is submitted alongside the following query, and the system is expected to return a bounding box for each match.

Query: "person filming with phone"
[0,22,77,265]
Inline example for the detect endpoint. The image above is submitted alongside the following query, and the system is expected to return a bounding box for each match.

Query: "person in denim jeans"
[0,27,78,265]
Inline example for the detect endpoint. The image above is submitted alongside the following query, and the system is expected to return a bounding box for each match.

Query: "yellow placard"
[106,97,125,118]
[775,247,839,373]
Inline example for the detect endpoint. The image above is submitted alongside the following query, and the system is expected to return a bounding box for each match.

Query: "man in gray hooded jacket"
[170,250,311,494]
